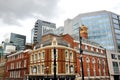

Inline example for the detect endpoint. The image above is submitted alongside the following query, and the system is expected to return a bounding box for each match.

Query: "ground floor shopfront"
[109,75,120,80]
[4,78,24,80]
[25,74,75,80]
[76,76,110,80]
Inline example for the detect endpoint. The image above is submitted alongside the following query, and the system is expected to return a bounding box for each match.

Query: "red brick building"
[27,34,77,80]
[74,38,109,80]
[26,33,109,80]
[62,32,109,80]
[5,49,31,80]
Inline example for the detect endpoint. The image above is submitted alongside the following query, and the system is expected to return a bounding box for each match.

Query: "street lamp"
[79,27,84,80]
[53,47,57,80]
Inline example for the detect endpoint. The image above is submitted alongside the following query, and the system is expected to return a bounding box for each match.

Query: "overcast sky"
[0,0,120,43]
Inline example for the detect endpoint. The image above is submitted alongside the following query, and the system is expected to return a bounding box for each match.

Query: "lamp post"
[79,27,84,80]
[54,47,57,80]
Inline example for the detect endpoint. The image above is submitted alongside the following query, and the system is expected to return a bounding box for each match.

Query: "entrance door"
[114,75,119,80]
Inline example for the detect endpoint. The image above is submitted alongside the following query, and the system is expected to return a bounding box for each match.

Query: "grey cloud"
[0,0,60,26]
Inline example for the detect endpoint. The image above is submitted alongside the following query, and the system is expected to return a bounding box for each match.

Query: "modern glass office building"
[31,20,56,44]
[64,10,120,52]
[10,33,26,50]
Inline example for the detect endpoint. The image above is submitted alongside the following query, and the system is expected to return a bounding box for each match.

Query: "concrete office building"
[106,50,120,80]
[31,20,56,44]
[64,10,120,52]
[2,41,16,55]
[31,28,35,44]
[3,43,16,55]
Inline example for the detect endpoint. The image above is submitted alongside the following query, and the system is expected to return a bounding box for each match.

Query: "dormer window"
[52,37,57,45]
[53,41,56,45]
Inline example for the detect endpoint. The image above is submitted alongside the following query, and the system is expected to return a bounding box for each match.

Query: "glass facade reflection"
[73,13,115,50]
[114,24,119,29]
[65,10,120,52]
[10,33,26,50]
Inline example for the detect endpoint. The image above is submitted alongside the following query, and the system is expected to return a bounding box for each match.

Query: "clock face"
[33,67,37,73]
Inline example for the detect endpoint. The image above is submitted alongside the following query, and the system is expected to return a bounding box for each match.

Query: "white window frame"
[70,65,74,73]
[65,50,69,60]
[70,51,73,60]
[65,64,69,73]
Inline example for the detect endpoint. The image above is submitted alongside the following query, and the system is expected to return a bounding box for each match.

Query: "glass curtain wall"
[73,13,114,50]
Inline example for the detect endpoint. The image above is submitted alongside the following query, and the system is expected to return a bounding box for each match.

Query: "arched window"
[38,52,41,60]
[66,64,69,73]
[86,57,90,63]
[98,59,101,69]
[86,57,90,79]
[92,58,96,77]
[35,54,37,61]
[38,65,40,73]
[42,65,44,74]
[102,60,105,69]
[32,66,37,74]
[70,51,73,59]
[70,65,74,73]
[41,51,45,59]
[65,50,69,60]
[31,55,34,61]
[92,58,95,64]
